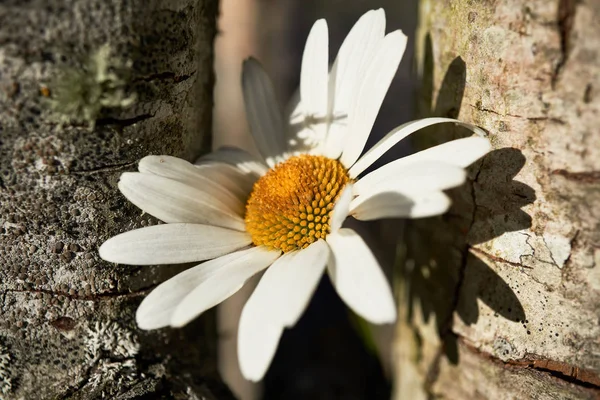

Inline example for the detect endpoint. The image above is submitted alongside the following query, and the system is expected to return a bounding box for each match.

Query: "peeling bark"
[0,1,233,399]
[394,0,600,399]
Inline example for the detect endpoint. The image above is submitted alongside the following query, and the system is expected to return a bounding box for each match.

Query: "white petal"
[196,147,266,197]
[330,184,353,232]
[99,223,252,265]
[286,96,319,155]
[238,306,284,382]
[397,137,491,168]
[138,155,244,213]
[196,146,268,178]
[170,247,281,327]
[300,19,329,126]
[256,240,328,327]
[237,240,329,381]
[324,9,386,159]
[135,247,280,330]
[353,161,466,197]
[193,163,256,201]
[340,30,408,169]
[326,228,396,324]
[118,173,245,231]
[286,19,329,157]
[139,155,202,180]
[242,58,287,167]
[350,190,451,220]
[349,118,488,178]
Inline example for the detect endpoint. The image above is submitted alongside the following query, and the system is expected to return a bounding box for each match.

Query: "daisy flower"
[99,9,491,381]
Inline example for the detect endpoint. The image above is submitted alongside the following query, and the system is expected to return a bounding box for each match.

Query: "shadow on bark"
[420,33,536,246]
[401,33,533,365]
[467,148,536,245]
[421,34,466,120]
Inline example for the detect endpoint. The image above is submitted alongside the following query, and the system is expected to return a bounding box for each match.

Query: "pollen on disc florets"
[245,154,350,253]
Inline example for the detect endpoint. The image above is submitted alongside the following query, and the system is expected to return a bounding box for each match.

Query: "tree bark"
[0,1,232,399]
[394,0,600,399]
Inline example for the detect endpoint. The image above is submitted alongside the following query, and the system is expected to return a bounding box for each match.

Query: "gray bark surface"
[0,0,232,399]
[394,0,600,399]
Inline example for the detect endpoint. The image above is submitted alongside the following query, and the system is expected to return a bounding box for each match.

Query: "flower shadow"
[404,215,526,364]
[399,32,532,364]
[419,33,536,246]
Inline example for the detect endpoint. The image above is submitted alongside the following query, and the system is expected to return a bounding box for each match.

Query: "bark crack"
[467,104,566,124]
[551,169,600,183]
[520,232,536,266]
[458,336,600,390]
[467,104,547,120]
[95,113,155,128]
[133,70,196,84]
[522,233,562,270]
[552,0,578,87]
[0,285,155,301]
[540,235,560,269]
[70,161,137,175]
[469,246,533,269]
[471,246,556,289]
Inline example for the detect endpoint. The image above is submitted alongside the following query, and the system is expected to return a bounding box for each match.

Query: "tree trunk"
[0,1,233,399]
[394,0,600,399]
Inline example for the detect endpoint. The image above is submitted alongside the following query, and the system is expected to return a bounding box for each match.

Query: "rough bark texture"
[394,0,600,399]
[0,1,233,399]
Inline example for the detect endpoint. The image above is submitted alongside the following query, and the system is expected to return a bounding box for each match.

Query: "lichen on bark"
[0,0,232,399]
[394,0,600,399]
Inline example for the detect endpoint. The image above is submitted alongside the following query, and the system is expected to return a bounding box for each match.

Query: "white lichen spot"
[84,321,139,391]
[0,344,12,396]
[485,230,533,264]
[542,233,571,269]
[84,321,139,362]
[486,231,564,287]
[89,359,137,389]
[482,26,509,56]
[492,337,516,361]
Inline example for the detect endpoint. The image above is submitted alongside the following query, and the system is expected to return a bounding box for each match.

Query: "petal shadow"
[467,148,536,245]
[456,252,526,325]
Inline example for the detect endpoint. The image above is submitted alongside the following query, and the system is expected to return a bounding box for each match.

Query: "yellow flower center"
[245,154,350,253]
